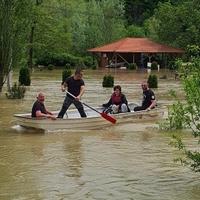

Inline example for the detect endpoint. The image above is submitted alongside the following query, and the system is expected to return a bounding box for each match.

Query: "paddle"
[66,91,116,124]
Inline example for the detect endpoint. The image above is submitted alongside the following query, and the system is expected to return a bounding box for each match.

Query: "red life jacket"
[111,93,122,105]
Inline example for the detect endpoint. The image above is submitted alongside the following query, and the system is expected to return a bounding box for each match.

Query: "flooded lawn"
[0,68,199,200]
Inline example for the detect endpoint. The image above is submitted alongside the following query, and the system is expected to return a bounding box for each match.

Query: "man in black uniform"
[57,68,87,118]
[134,81,156,112]
[32,93,56,119]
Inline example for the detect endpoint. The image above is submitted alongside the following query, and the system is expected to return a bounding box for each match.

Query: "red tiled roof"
[88,37,184,53]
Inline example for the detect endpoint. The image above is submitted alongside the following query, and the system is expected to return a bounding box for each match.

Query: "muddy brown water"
[0,69,199,200]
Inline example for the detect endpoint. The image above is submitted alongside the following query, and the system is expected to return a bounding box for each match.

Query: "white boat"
[14,103,164,132]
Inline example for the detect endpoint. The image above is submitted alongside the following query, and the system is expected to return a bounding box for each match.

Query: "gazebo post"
[132,54,135,64]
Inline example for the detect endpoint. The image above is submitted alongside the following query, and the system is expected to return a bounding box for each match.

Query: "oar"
[66,91,116,124]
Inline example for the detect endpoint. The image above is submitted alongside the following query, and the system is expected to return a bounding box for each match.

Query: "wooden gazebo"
[88,37,184,68]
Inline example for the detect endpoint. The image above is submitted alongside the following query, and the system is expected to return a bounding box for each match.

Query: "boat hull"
[14,106,164,131]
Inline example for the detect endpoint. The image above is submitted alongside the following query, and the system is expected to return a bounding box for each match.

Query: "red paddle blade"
[100,112,116,124]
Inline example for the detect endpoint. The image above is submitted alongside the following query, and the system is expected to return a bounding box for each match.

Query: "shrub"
[151,61,158,70]
[92,65,97,70]
[102,75,114,87]
[127,63,137,70]
[65,63,71,69]
[35,52,53,66]
[47,64,54,70]
[67,55,83,67]
[6,83,26,99]
[62,69,72,83]
[83,56,94,68]
[36,52,84,67]
[168,60,176,70]
[186,44,200,59]
[19,67,31,86]
[148,74,158,88]
[174,58,183,71]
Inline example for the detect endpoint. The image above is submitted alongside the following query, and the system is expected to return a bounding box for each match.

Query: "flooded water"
[0,69,199,200]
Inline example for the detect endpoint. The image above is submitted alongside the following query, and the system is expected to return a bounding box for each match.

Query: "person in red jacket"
[102,85,130,114]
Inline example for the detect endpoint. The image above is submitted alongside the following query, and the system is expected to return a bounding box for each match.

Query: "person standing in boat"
[134,81,157,112]
[57,68,87,118]
[102,85,130,114]
[32,92,56,119]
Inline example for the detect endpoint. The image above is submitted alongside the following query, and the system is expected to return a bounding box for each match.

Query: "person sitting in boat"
[134,81,157,112]
[57,68,87,118]
[31,92,56,119]
[102,85,130,114]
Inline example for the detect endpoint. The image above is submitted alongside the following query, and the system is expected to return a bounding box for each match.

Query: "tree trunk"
[27,25,34,69]
[27,0,43,70]
[0,67,4,92]
[6,70,12,91]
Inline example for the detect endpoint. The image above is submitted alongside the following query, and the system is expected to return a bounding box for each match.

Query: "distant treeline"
[1,0,200,90]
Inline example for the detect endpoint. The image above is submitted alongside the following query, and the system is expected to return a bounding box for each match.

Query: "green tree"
[32,0,72,62]
[19,67,31,86]
[126,24,145,37]
[124,0,186,25]
[186,45,200,59]
[23,0,126,63]
[27,0,43,69]
[0,0,31,92]
[146,1,200,48]
[124,0,167,25]
[161,54,200,172]
[70,0,126,54]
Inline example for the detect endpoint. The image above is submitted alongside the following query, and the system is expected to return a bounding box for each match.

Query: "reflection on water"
[0,69,199,200]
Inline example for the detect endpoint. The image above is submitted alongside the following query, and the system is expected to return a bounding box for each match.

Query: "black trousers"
[134,105,155,111]
[58,96,87,118]
[133,106,147,112]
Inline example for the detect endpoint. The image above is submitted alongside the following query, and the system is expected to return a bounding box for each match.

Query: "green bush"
[148,74,158,88]
[174,58,183,71]
[127,63,137,70]
[35,52,53,66]
[19,67,31,86]
[186,44,200,58]
[36,52,84,67]
[92,65,97,70]
[83,56,94,68]
[65,63,71,69]
[168,60,176,70]
[102,75,114,87]
[6,83,26,99]
[151,61,158,70]
[47,64,54,70]
[62,69,72,83]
